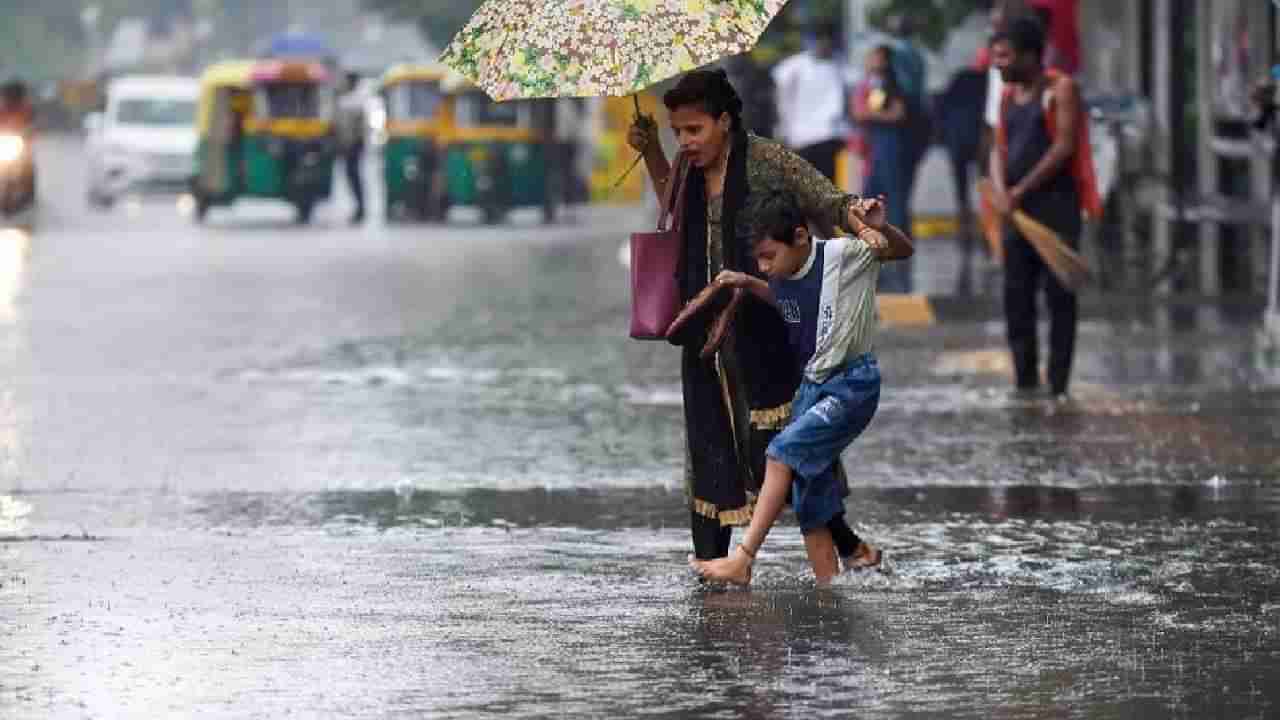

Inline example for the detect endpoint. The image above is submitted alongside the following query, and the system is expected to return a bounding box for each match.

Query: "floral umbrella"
[440,0,788,102]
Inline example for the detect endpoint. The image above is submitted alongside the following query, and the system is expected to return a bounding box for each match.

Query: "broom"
[1009,209,1091,292]
[978,179,1091,292]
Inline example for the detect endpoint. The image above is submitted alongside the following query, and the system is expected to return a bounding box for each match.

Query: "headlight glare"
[0,135,25,164]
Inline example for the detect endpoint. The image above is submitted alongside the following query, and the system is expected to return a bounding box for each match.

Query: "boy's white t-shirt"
[772,237,881,384]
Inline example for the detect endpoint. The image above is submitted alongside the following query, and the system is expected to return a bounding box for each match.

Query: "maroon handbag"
[629,155,690,340]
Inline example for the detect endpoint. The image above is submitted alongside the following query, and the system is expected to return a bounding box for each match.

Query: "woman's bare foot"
[843,541,882,572]
[689,544,754,585]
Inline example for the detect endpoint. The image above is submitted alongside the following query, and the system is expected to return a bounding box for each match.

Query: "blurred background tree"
[359,0,481,49]
[866,0,989,50]
[0,7,86,83]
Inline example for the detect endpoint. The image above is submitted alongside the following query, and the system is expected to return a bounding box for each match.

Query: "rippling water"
[6,481,1279,718]
[2,152,1279,717]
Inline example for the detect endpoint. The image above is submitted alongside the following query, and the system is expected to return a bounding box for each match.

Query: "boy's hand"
[850,195,887,230]
[714,270,752,289]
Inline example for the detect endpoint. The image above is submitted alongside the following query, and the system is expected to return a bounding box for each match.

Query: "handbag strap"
[657,154,690,232]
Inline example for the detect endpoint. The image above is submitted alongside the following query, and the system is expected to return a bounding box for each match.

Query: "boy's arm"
[715,270,776,305]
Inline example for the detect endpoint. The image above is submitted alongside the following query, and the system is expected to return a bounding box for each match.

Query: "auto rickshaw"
[377,63,453,222]
[191,59,336,224]
[440,75,554,224]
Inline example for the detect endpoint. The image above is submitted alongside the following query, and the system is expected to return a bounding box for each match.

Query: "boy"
[690,194,914,585]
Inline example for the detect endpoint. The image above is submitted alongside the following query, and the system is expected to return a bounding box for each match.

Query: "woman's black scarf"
[678,128,751,301]
[674,127,796,510]
[672,127,799,410]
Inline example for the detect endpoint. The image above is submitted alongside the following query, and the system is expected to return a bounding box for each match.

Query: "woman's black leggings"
[690,511,863,560]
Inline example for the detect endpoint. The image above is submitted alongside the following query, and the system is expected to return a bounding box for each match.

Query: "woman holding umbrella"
[627,70,884,570]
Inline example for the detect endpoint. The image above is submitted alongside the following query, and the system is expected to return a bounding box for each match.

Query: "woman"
[853,45,913,294]
[627,70,879,567]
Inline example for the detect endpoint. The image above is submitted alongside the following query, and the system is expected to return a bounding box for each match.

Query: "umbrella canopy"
[263,31,337,61]
[440,0,788,101]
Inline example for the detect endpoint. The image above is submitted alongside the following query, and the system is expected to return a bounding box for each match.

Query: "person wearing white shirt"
[771,24,847,181]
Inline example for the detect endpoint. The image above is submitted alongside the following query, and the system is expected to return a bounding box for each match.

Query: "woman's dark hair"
[991,15,1046,59]
[752,194,806,246]
[871,44,902,97]
[662,69,744,130]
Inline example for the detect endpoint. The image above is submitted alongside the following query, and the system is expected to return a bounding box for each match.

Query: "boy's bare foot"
[689,544,754,586]
[844,541,882,572]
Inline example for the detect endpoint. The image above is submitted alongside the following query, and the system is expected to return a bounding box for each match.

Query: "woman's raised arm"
[627,116,672,200]
[758,140,858,238]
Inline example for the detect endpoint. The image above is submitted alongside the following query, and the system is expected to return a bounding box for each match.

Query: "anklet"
[738,543,756,559]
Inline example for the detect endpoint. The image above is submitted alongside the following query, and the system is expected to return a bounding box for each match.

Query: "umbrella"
[263,31,337,61]
[439,0,788,102]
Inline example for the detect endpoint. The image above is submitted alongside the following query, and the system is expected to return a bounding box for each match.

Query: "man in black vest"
[987,17,1084,399]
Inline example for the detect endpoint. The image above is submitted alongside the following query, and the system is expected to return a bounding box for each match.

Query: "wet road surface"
[2,137,1279,718]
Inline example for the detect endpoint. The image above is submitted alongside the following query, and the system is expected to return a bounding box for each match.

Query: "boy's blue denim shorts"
[767,353,881,532]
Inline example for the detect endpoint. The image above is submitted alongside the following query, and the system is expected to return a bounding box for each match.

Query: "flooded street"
[3,138,1279,718]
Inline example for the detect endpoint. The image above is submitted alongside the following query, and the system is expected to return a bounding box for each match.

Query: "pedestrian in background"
[886,14,930,218]
[988,17,1095,398]
[852,45,913,293]
[935,66,989,294]
[338,72,367,225]
[771,22,848,182]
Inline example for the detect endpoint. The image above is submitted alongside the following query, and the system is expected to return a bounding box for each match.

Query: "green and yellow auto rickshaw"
[191,59,337,224]
[377,63,453,222]
[440,75,555,224]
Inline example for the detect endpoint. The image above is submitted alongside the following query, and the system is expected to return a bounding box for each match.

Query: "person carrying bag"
[629,152,690,339]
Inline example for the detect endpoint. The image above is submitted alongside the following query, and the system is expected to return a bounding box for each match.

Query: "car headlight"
[0,135,24,164]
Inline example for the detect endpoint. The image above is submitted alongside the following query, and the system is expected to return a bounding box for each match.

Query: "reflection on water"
[159,481,1280,533]
[0,228,29,325]
[0,229,26,487]
[0,493,31,535]
[7,482,1279,718]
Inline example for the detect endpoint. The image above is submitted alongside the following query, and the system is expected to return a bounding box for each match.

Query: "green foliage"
[0,12,84,82]
[359,0,482,48]
[866,0,988,50]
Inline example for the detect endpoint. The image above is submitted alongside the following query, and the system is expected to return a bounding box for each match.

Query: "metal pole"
[1195,1,1219,295]
[1151,0,1175,294]
[1169,0,1189,293]
[1269,190,1279,321]
[846,0,867,60]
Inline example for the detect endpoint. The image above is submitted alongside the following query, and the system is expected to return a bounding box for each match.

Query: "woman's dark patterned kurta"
[683,135,857,526]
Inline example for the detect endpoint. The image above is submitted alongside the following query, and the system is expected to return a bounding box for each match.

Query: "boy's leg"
[803,528,840,585]
[689,458,792,585]
[827,513,861,558]
[828,511,883,571]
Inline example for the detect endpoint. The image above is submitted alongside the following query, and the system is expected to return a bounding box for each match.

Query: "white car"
[85,75,200,208]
